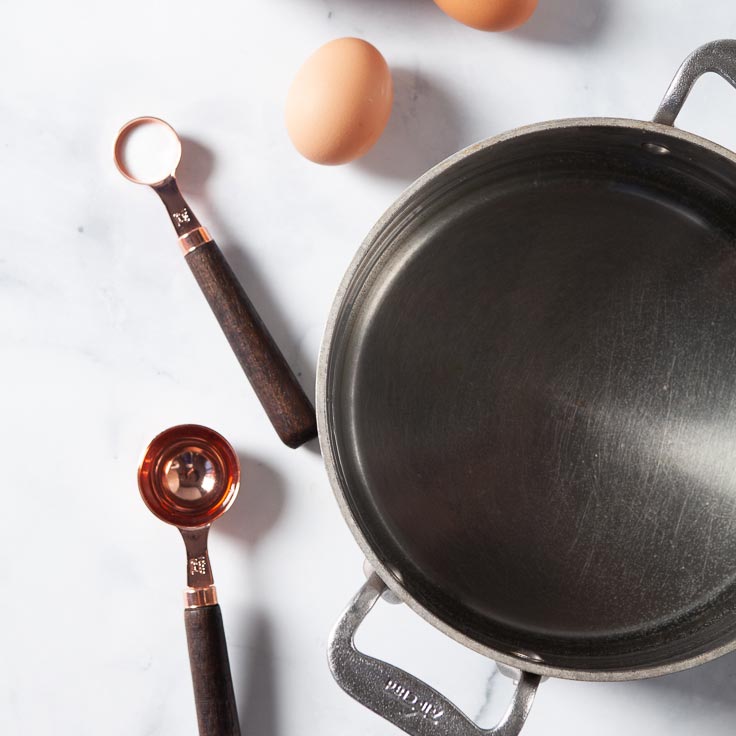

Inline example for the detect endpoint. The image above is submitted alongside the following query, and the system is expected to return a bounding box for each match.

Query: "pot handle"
[328,573,540,736]
[654,39,736,126]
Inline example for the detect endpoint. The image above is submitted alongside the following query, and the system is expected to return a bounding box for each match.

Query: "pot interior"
[322,121,736,678]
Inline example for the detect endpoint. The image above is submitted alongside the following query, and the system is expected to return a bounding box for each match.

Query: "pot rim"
[316,116,736,681]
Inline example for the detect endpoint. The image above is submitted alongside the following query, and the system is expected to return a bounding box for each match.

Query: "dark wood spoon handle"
[185,240,317,448]
[184,604,241,736]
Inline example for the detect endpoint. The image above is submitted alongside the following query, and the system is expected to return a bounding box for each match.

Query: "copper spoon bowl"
[139,423,239,531]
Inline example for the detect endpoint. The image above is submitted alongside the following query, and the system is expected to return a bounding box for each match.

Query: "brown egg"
[433,0,538,31]
[286,37,393,165]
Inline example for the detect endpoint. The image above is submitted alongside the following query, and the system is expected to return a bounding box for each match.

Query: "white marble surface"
[3,1,736,734]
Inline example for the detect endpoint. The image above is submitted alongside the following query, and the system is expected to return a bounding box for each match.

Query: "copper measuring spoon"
[138,424,241,736]
[116,117,317,449]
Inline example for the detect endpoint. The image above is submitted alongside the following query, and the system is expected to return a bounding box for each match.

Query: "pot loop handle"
[328,573,541,736]
[654,39,736,126]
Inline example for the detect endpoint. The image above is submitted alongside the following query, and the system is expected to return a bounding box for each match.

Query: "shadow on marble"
[322,0,433,19]
[177,137,318,415]
[637,649,736,706]
[513,0,609,46]
[302,435,322,456]
[240,608,280,736]
[357,68,466,183]
[219,453,286,549]
[177,137,215,198]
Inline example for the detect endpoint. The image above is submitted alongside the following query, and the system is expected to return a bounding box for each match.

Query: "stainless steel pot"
[318,40,736,735]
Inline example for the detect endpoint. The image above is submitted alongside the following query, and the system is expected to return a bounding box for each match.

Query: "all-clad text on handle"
[328,573,541,736]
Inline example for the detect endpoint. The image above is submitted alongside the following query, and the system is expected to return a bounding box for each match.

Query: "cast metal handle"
[184,604,241,736]
[328,574,540,736]
[654,39,736,126]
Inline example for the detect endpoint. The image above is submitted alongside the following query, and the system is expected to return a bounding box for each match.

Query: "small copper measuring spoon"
[116,117,317,449]
[138,424,241,736]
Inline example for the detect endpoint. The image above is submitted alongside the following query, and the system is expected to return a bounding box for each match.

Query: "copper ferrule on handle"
[185,585,219,609]
[180,227,212,254]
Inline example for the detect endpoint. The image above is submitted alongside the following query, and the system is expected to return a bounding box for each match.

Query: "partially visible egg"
[433,0,538,31]
[286,37,393,165]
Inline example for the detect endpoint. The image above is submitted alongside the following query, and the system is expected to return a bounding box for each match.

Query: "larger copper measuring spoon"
[116,117,317,448]
[139,424,241,736]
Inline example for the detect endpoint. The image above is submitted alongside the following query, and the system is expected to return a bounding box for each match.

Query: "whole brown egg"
[433,0,539,31]
[286,38,394,166]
